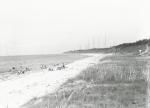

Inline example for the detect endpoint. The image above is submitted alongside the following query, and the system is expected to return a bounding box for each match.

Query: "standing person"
[62,63,65,68]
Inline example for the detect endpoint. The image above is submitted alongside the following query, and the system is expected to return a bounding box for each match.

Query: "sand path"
[0,54,106,108]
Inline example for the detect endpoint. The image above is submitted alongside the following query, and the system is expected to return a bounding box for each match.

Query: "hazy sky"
[0,0,149,56]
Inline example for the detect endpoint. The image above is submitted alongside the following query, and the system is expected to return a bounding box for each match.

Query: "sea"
[0,54,87,81]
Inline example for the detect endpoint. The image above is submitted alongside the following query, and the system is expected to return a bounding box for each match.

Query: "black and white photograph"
[0,0,149,108]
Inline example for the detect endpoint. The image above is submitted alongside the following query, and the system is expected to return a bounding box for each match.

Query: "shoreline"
[0,54,106,108]
[0,54,88,82]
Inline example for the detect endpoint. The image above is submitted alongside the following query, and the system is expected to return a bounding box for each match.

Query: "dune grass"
[74,57,147,84]
[22,55,149,108]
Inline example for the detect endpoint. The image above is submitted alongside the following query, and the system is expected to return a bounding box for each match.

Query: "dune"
[0,54,106,108]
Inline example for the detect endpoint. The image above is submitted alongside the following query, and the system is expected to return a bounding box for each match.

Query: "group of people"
[40,63,66,71]
[10,66,31,75]
[10,63,66,75]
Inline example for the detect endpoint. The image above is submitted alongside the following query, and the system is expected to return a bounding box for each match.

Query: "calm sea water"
[0,54,87,73]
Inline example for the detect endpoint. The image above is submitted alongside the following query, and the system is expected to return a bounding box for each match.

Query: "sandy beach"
[0,54,106,108]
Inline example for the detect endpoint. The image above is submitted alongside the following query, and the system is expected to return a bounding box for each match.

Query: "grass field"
[22,54,149,108]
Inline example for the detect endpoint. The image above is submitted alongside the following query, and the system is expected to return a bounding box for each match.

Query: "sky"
[0,0,149,56]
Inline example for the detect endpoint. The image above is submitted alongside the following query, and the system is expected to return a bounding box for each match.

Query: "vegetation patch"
[22,55,149,108]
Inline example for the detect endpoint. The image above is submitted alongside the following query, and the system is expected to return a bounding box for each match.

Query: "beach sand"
[0,54,106,108]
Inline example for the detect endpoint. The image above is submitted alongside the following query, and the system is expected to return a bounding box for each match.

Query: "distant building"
[139,44,150,56]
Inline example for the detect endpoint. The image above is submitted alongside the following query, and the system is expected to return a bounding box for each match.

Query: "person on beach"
[62,63,65,68]
[56,63,66,70]
[40,64,47,69]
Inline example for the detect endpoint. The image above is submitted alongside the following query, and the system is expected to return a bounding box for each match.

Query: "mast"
[92,37,95,48]
[104,32,107,48]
